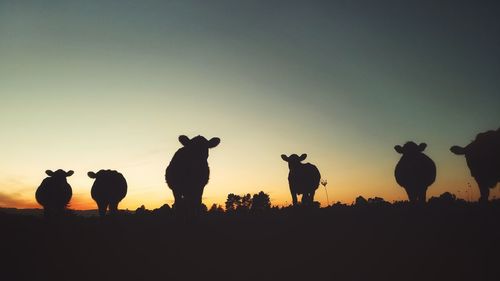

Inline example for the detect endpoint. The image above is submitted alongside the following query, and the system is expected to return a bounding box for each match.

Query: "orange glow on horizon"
[2,180,496,211]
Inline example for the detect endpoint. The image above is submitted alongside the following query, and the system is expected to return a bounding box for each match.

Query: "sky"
[1,0,499,210]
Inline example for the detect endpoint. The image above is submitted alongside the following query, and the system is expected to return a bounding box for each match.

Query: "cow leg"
[172,189,183,211]
[43,207,53,218]
[310,190,316,204]
[405,188,417,204]
[301,193,309,206]
[182,196,191,220]
[477,182,490,203]
[97,202,108,217]
[57,207,66,217]
[109,202,118,215]
[417,188,427,204]
[186,188,203,219]
[195,188,203,215]
[291,192,298,206]
[195,188,203,208]
[184,189,203,221]
[172,190,181,203]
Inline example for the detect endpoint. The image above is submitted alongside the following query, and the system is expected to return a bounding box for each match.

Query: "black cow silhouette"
[281,154,321,206]
[35,169,74,217]
[450,128,500,203]
[165,135,220,217]
[88,170,128,217]
[394,142,436,204]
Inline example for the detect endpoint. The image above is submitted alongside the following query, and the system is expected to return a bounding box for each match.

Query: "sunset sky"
[1,0,499,210]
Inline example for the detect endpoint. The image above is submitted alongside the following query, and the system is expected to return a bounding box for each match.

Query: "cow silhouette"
[35,169,74,217]
[281,154,321,206]
[88,170,128,217]
[394,142,436,204]
[450,128,500,203]
[165,135,220,217]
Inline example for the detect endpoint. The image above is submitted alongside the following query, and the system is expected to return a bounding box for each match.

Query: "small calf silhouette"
[88,170,128,217]
[281,154,321,206]
[394,142,436,204]
[35,169,73,217]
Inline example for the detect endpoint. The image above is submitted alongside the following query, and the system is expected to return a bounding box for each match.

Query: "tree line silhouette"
[34,128,500,218]
[130,190,487,217]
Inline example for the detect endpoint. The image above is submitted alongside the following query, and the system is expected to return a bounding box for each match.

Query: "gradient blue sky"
[1,0,499,209]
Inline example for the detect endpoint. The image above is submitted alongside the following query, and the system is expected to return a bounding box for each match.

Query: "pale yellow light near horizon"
[0,119,488,211]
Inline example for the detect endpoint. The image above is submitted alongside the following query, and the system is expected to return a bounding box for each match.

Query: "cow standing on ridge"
[450,128,500,203]
[281,154,321,206]
[35,169,74,217]
[165,135,220,218]
[394,142,436,204]
[88,169,128,217]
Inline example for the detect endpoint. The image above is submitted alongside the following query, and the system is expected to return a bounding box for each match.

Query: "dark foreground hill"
[1,204,499,281]
[0,208,104,217]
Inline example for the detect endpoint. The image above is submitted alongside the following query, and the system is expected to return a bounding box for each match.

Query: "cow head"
[46,169,74,179]
[281,154,307,169]
[394,142,427,155]
[179,135,220,159]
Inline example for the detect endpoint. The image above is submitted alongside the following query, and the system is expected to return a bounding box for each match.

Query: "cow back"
[395,153,436,188]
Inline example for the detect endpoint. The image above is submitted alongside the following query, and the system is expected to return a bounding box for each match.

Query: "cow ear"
[179,135,190,146]
[88,171,97,178]
[394,145,404,154]
[281,154,289,162]
[66,170,74,177]
[299,154,307,161]
[418,143,427,152]
[208,137,220,148]
[45,170,54,176]
[450,145,466,155]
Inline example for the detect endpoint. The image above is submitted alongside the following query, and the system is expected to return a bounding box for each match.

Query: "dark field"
[1,204,499,281]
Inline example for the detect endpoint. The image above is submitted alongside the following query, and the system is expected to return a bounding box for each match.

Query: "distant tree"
[367,197,389,206]
[271,205,282,212]
[200,203,208,213]
[355,196,368,207]
[225,193,242,212]
[331,201,348,208]
[439,192,456,201]
[152,204,172,216]
[428,192,463,206]
[311,201,321,209]
[208,204,224,214]
[251,191,271,211]
[237,193,252,212]
[135,205,150,215]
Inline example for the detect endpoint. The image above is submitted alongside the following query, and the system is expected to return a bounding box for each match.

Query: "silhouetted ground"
[1,203,499,281]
